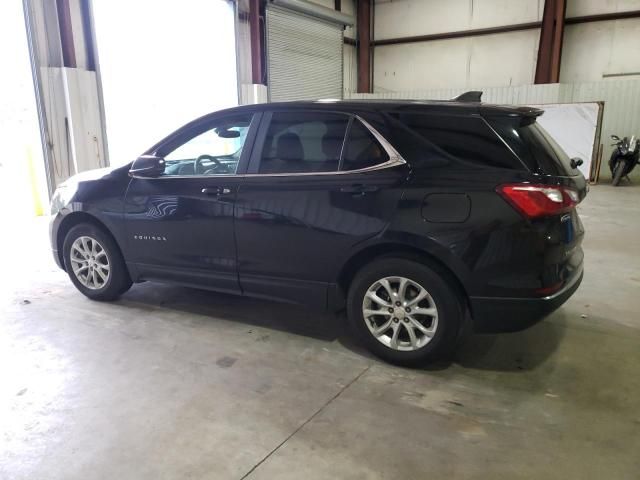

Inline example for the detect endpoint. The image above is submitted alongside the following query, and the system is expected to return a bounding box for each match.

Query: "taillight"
[497,183,579,219]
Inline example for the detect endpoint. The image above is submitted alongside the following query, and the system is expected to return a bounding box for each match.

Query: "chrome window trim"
[130,114,407,180]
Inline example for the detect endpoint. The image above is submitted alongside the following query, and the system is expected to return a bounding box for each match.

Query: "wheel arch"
[336,242,471,313]
[56,212,124,271]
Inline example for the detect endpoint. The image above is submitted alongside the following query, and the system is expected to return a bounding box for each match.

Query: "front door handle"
[201,187,232,196]
[339,184,379,194]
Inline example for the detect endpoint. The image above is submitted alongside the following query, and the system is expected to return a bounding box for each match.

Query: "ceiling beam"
[566,9,640,24]
[374,21,540,46]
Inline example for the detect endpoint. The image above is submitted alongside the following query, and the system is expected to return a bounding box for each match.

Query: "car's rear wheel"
[347,257,463,366]
[63,223,132,301]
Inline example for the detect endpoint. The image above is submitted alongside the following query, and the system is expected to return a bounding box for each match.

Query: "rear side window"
[488,116,579,176]
[259,112,349,174]
[393,113,524,170]
[257,112,390,174]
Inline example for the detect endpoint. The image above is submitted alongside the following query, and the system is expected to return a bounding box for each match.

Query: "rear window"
[487,116,579,176]
[389,113,525,170]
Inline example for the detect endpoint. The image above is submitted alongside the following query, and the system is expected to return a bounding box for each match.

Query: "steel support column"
[249,0,263,84]
[56,0,76,67]
[535,0,566,84]
[357,0,371,93]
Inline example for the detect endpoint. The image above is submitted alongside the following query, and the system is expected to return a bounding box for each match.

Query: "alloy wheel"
[69,236,111,290]
[362,276,438,351]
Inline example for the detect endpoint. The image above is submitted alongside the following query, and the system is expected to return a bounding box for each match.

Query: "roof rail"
[452,91,483,102]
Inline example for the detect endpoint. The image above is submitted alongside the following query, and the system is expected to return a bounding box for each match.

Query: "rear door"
[234,110,408,307]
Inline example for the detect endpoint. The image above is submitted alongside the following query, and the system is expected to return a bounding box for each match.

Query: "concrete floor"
[1,185,639,480]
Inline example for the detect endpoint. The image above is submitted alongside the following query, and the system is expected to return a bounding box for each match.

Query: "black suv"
[50,99,586,365]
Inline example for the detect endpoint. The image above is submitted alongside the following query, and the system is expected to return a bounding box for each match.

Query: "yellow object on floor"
[26,146,43,216]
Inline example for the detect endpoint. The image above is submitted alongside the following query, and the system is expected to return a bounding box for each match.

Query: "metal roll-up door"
[266,5,345,102]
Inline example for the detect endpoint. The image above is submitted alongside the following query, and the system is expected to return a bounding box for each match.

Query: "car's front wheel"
[347,257,463,366]
[62,223,132,301]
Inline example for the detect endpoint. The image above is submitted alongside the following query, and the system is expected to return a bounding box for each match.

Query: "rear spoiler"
[452,91,483,102]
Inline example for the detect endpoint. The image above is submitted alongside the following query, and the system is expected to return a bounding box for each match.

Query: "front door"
[123,112,259,293]
[234,110,408,307]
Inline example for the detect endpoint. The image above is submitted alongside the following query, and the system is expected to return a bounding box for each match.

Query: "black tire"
[612,161,626,186]
[62,223,132,301]
[347,257,463,367]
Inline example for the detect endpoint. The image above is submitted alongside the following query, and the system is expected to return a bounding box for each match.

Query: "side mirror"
[129,155,165,178]
[611,135,620,141]
[570,157,584,169]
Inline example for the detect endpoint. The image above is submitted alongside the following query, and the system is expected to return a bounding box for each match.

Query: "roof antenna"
[452,91,483,102]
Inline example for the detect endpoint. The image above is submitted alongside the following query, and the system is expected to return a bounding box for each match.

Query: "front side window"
[162,115,252,176]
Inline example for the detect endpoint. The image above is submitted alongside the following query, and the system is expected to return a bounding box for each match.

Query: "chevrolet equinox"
[49,99,586,365]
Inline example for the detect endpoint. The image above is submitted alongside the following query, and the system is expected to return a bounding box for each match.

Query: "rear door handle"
[201,187,232,196]
[339,184,379,194]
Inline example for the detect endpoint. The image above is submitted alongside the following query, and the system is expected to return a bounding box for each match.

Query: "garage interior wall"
[373,0,544,91]
[561,0,640,82]
[368,0,640,92]
[23,0,107,194]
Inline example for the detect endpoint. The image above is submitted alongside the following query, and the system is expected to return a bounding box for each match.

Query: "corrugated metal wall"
[266,6,344,101]
[346,80,640,178]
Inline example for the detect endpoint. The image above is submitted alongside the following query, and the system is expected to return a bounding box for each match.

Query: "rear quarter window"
[389,113,526,170]
[341,120,389,171]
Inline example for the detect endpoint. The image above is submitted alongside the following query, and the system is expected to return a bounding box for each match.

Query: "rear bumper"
[469,267,583,333]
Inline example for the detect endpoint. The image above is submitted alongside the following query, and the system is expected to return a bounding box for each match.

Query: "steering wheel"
[194,154,221,174]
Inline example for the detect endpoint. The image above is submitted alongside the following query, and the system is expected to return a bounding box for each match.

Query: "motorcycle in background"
[609,134,639,186]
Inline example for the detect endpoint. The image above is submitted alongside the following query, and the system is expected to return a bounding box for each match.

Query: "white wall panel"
[374,0,543,40]
[561,19,640,82]
[344,43,357,94]
[470,0,543,28]
[374,30,539,91]
[468,30,539,87]
[374,39,470,91]
[567,0,640,17]
[39,68,106,187]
